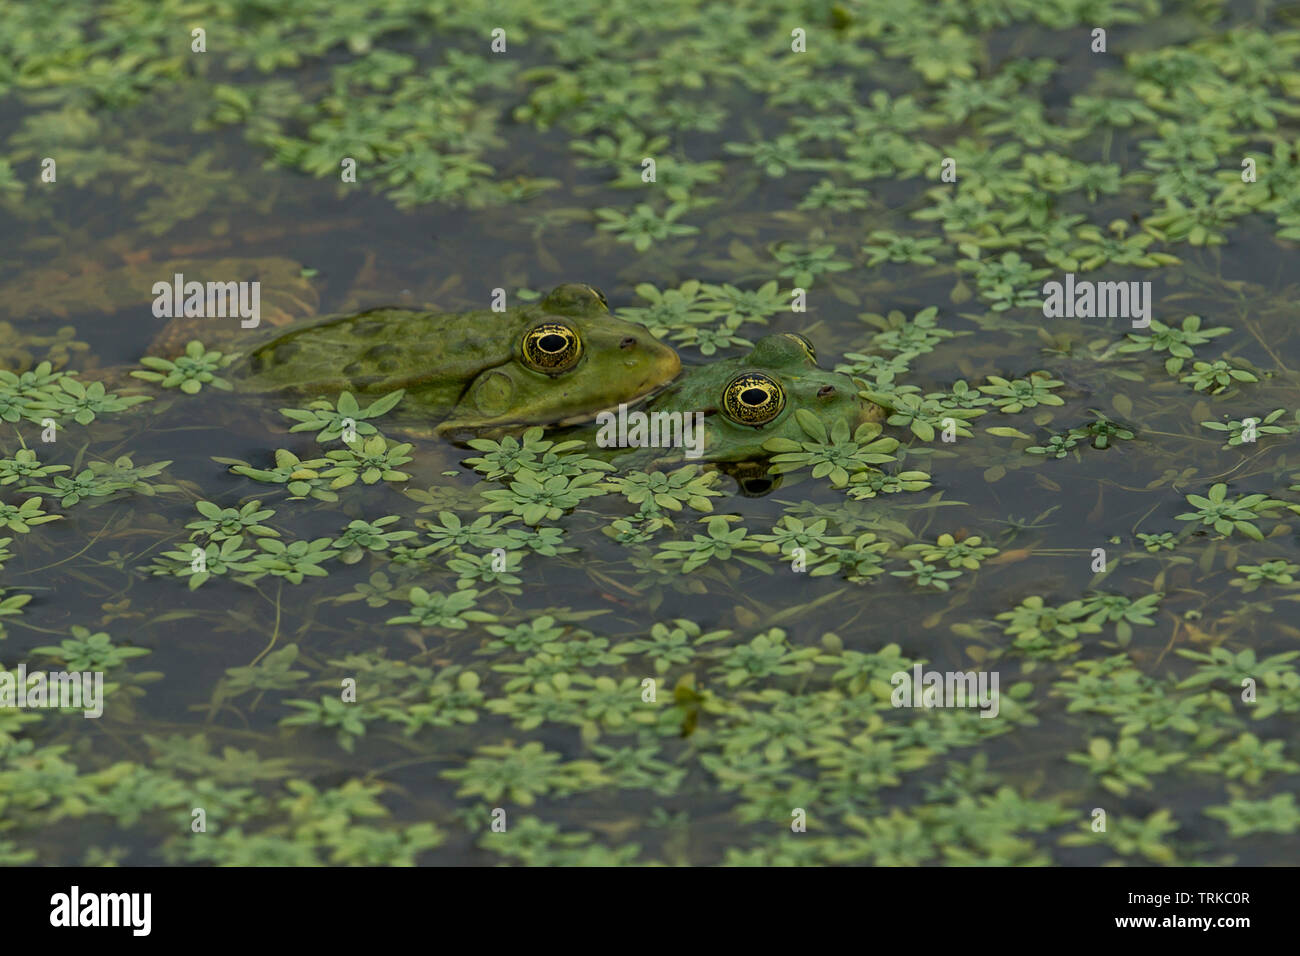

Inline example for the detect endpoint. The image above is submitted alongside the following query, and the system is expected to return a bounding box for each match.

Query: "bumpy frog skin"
[568,333,884,466]
[231,284,681,437]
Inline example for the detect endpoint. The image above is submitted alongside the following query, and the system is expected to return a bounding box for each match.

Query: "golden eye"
[722,372,786,426]
[783,332,817,364]
[522,322,583,373]
[585,285,609,310]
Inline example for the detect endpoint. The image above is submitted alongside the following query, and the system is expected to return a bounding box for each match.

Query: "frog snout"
[815,384,876,427]
[628,341,682,374]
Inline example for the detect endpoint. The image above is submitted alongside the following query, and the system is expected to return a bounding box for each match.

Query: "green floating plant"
[187,499,279,542]
[861,230,944,267]
[891,558,964,591]
[319,435,413,488]
[612,619,732,676]
[1179,359,1257,393]
[240,538,340,584]
[996,596,1102,660]
[1059,810,1180,864]
[1175,482,1289,540]
[131,340,234,394]
[279,389,405,443]
[594,202,698,251]
[219,644,309,698]
[442,741,606,807]
[1137,531,1178,552]
[1174,646,1300,690]
[1080,592,1162,644]
[769,241,852,288]
[699,280,788,327]
[1078,412,1135,449]
[607,466,722,515]
[957,251,1050,311]
[978,371,1065,413]
[844,468,933,500]
[616,280,715,337]
[905,533,998,570]
[1205,794,1300,837]
[1067,736,1186,797]
[724,135,831,179]
[1117,315,1230,375]
[476,815,637,866]
[479,472,608,525]
[40,376,151,424]
[152,536,257,590]
[20,455,174,508]
[763,410,900,488]
[481,616,569,655]
[32,626,151,670]
[868,388,985,442]
[0,588,33,639]
[463,427,596,480]
[705,628,818,688]
[1201,409,1294,448]
[215,449,339,502]
[654,515,764,574]
[1186,732,1299,784]
[752,515,853,559]
[812,532,893,582]
[1025,432,1078,458]
[799,179,871,212]
[867,306,963,360]
[385,588,496,630]
[1229,560,1299,592]
[668,322,753,356]
[445,549,523,595]
[0,363,73,423]
[418,511,513,554]
[0,449,67,486]
[0,496,62,533]
[280,696,374,753]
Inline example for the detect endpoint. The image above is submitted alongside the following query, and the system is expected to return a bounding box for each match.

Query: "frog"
[558,332,885,487]
[229,283,681,438]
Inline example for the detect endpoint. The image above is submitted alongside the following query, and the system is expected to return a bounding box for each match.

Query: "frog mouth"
[551,378,675,428]
[436,379,677,440]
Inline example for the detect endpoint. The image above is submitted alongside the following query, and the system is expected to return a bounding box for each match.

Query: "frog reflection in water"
[564,333,885,494]
[232,284,681,437]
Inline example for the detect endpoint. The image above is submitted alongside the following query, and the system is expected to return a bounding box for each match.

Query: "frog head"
[650,333,883,463]
[562,333,883,472]
[438,284,681,437]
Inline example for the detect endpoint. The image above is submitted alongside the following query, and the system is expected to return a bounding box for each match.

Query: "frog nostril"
[817,385,835,397]
[620,336,637,349]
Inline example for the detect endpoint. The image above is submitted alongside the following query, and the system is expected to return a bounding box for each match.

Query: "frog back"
[234,307,531,414]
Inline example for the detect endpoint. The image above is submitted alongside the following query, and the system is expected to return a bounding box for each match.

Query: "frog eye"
[722,372,786,426]
[584,285,609,310]
[783,332,817,364]
[522,322,583,373]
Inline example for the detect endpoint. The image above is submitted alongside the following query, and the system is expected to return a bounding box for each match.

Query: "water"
[2,1,1299,866]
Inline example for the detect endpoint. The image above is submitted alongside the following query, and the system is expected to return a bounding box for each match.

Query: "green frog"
[560,332,884,485]
[231,284,681,437]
